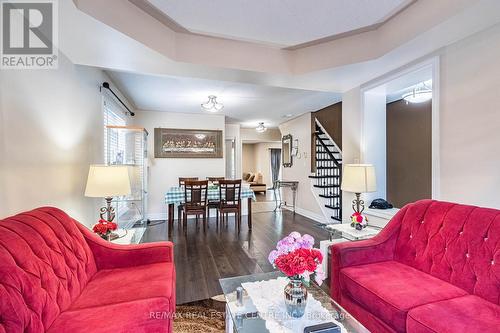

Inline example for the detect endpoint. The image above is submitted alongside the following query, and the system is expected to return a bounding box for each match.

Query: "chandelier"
[201,95,224,112]
[256,122,267,133]
[402,82,432,104]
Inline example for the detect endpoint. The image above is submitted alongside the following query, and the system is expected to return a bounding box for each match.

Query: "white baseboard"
[283,206,328,224]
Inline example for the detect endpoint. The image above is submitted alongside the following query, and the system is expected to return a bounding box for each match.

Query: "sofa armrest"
[76,221,174,270]
[330,206,408,301]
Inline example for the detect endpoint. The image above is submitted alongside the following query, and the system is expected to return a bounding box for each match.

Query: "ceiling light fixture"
[201,95,224,112]
[256,122,267,133]
[402,82,432,104]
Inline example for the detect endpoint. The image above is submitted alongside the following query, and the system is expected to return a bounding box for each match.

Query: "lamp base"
[99,197,116,222]
[352,193,365,214]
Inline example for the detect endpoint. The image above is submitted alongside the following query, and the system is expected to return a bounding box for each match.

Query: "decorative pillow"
[255,173,263,184]
[248,174,255,182]
[243,173,250,181]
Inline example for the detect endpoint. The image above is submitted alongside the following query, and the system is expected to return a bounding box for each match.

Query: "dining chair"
[178,177,199,223]
[207,177,225,221]
[217,179,242,230]
[182,180,209,230]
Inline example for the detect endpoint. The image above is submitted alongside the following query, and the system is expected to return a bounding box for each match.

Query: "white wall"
[132,111,225,219]
[362,87,387,202]
[439,23,500,208]
[279,113,323,217]
[344,23,500,210]
[341,87,363,219]
[225,123,242,179]
[0,55,113,226]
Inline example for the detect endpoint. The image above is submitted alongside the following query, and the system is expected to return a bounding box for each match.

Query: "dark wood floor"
[142,210,331,304]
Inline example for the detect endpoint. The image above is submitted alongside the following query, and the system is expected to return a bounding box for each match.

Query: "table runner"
[241,277,346,333]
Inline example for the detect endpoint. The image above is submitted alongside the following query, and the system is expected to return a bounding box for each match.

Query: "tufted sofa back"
[0,207,97,333]
[394,200,499,304]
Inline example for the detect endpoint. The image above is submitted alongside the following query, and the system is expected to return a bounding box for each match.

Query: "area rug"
[174,295,226,333]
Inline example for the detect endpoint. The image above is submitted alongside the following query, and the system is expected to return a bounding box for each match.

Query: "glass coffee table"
[219,271,369,333]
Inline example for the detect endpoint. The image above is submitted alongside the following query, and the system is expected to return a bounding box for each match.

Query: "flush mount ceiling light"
[402,82,432,104]
[256,122,267,133]
[201,95,224,112]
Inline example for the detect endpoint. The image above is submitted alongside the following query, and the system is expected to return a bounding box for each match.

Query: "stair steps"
[309,175,340,179]
[313,184,340,188]
[312,120,342,222]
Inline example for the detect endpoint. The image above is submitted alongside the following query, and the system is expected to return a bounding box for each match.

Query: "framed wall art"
[154,128,223,158]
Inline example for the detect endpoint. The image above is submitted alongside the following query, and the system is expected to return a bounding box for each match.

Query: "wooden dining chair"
[182,180,209,230]
[178,177,199,223]
[207,177,225,221]
[217,179,242,230]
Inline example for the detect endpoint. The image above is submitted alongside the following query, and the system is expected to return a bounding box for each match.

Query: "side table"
[319,238,347,278]
[110,229,136,245]
[320,223,381,278]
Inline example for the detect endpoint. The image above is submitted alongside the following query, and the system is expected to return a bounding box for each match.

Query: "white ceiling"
[147,0,411,47]
[107,70,341,127]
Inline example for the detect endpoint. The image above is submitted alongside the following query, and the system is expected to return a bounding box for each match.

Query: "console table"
[273,180,298,214]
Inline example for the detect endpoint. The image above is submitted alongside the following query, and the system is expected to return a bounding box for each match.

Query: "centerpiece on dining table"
[268,232,325,318]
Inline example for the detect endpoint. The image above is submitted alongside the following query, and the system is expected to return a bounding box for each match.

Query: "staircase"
[309,120,342,222]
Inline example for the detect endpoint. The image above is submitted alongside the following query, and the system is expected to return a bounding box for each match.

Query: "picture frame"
[154,128,223,158]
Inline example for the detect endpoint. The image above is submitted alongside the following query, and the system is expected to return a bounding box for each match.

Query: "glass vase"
[284,277,308,318]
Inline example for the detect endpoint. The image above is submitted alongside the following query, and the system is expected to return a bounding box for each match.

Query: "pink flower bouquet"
[268,232,325,285]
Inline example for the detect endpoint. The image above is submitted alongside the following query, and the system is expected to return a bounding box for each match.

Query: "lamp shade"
[341,164,377,193]
[84,165,131,198]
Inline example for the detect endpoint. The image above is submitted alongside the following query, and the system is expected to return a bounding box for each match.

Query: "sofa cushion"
[407,295,500,333]
[340,261,467,333]
[0,207,97,332]
[394,200,500,304]
[70,262,175,311]
[47,297,171,333]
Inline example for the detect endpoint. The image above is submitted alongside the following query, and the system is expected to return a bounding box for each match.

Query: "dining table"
[164,186,256,233]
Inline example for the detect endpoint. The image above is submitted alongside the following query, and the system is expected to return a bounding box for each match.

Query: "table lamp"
[85,165,131,222]
[341,164,376,214]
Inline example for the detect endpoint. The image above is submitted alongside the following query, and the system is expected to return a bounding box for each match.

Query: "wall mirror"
[282,134,293,167]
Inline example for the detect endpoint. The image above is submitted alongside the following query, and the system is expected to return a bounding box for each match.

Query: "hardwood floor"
[141,210,331,304]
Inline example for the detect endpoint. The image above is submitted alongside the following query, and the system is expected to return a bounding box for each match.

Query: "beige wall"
[439,23,500,208]
[242,143,256,174]
[132,111,225,219]
[255,142,282,186]
[242,142,281,186]
[0,55,111,226]
[279,113,322,215]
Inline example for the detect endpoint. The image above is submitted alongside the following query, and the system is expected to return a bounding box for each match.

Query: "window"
[103,94,127,164]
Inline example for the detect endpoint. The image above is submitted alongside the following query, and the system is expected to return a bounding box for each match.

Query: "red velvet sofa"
[331,199,499,333]
[0,207,175,333]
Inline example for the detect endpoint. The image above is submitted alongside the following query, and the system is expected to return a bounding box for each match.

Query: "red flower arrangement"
[274,248,323,277]
[92,219,117,239]
[268,232,325,285]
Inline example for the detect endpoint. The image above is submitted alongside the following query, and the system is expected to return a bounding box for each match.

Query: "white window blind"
[103,94,127,164]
